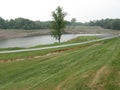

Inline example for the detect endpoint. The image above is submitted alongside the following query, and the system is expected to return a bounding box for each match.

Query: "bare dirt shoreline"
[0,26,120,40]
[0,29,51,40]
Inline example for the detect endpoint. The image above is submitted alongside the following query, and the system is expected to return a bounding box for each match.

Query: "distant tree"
[87,19,120,30]
[8,19,14,29]
[0,17,6,29]
[0,17,51,30]
[71,18,76,24]
[71,18,77,29]
[51,6,67,43]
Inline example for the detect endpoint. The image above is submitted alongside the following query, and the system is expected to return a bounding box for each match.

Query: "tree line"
[0,17,120,30]
[0,17,51,30]
[0,17,84,30]
[88,19,120,30]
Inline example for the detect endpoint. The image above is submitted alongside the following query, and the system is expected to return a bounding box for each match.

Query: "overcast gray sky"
[0,0,120,22]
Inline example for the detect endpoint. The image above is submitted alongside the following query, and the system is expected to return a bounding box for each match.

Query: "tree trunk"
[58,39,60,44]
[58,35,61,44]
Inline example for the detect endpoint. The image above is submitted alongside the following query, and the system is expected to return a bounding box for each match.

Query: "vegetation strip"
[0,42,101,63]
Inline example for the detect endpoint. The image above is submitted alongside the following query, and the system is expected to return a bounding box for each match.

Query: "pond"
[0,34,105,48]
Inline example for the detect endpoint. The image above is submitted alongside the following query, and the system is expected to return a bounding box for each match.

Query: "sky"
[0,0,120,22]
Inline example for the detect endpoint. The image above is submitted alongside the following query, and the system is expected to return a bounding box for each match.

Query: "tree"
[71,18,76,25]
[51,6,66,43]
[0,17,6,29]
[87,19,120,30]
[71,18,76,29]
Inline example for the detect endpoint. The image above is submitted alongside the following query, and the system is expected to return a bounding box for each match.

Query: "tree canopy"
[0,17,120,30]
[0,17,51,30]
[87,19,120,30]
[51,6,66,43]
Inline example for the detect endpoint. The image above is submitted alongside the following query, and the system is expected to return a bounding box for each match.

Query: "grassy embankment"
[0,36,120,90]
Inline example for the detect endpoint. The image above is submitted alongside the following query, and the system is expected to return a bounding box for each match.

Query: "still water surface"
[0,34,104,48]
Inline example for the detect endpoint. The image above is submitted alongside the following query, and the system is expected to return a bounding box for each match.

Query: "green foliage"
[0,16,85,29]
[71,18,76,23]
[0,17,7,29]
[51,6,66,43]
[88,19,120,30]
[0,17,51,30]
[71,18,76,26]
[66,21,85,27]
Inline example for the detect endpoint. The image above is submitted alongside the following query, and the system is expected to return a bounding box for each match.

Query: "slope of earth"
[0,37,120,90]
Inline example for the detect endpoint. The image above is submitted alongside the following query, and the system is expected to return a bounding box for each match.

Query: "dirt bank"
[65,26,120,35]
[0,26,120,40]
[0,29,50,40]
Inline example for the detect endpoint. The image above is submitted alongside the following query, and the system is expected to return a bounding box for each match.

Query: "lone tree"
[71,18,76,29]
[71,18,76,25]
[51,6,66,43]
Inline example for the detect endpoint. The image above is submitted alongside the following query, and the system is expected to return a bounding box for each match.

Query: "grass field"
[0,36,120,90]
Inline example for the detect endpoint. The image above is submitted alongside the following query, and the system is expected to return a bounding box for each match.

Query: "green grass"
[0,47,24,51]
[0,40,99,60]
[0,37,120,90]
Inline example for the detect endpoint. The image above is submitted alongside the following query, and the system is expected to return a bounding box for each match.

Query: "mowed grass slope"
[0,37,120,90]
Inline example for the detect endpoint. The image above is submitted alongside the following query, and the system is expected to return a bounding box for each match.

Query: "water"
[0,34,104,48]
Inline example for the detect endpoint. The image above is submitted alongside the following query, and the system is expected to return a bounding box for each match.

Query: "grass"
[0,40,99,60]
[0,37,120,90]
[0,47,24,51]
